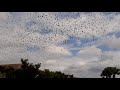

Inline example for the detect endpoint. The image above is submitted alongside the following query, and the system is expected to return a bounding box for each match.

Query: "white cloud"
[100,35,120,49]
[46,45,72,56]
[77,45,102,60]
[0,12,11,20]
[62,50,120,78]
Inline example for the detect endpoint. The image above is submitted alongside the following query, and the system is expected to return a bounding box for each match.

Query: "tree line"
[0,58,120,78]
[0,59,74,79]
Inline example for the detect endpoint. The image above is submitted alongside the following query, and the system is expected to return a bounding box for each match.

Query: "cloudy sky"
[1,12,120,78]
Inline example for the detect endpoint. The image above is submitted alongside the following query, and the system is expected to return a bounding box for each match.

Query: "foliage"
[100,67,120,78]
[37,69,73,78]
[0,59,74,79]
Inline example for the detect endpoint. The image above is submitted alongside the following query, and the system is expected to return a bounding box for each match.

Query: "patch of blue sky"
[54,12,81,19]
[102,12,120,20]
[107,31,120,38]
[27,46,40,52]
[70,50,80,56]
[80,37,98,45]
[39,29,53,34]
[62,35,98,48]
[97,44,120,52]
[61,36,81,49]
[97,45,110,52]
[102,12,120,15]
[61,35,99,56]
[25,21,53,35]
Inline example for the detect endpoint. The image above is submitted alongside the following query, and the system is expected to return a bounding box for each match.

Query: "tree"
[17,58,41,79]
[0,59,74,78]
[0,66,6,78]
[100,67,120,78]
[0,65,16,78]
[18,59,73,78]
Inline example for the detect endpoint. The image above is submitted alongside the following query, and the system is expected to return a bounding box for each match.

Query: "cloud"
[46,45,72,56]
[100,35,120,49]
[50,12,120,38]
[62,50,120,78]
[10,12,120,38]
[77,45,102,60]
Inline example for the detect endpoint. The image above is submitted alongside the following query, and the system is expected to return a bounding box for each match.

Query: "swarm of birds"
[0,12,119,54]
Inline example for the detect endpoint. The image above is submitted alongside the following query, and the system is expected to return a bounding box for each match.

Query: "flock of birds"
[0,12,118,53]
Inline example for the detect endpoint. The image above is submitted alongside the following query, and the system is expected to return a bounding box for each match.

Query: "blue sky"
[1,12,120,78]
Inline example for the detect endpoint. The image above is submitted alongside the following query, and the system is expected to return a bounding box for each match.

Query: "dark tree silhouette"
[100,67,120,78]
[0,65,16,78]
[16,58,41,79]
[0,58,74,78]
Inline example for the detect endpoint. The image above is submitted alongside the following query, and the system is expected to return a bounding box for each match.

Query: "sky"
[1,12,120,78]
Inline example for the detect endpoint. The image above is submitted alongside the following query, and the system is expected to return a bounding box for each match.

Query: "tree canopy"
[100,67,120,78]
[0,59,74,79]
